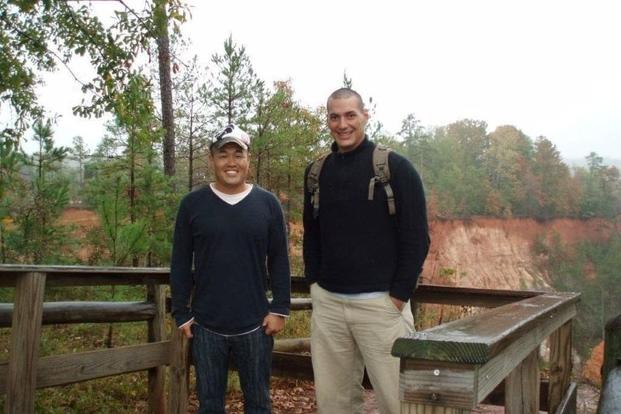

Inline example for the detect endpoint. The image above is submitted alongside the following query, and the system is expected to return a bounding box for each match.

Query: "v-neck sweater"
[170,185,291,334]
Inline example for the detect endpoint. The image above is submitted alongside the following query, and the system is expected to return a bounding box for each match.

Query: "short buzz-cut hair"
[327,88,365,111]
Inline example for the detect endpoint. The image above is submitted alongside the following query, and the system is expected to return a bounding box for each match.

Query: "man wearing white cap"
[170,124,291,413]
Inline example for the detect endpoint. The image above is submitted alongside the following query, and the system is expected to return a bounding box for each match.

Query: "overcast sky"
[24,0,621,162]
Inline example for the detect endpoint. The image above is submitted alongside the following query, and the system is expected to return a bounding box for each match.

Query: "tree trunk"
[188,113,194,191]
[154,0,176,178]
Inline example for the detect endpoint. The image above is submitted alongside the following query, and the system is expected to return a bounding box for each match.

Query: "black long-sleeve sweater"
[170,185,291,335]
[303,138,430,301]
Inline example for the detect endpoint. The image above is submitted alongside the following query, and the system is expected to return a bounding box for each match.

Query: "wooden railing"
[0,265,581,413]
[392,291,580,413]
[0,265,170,414]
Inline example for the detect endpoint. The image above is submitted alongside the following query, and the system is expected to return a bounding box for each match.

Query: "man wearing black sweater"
[303,89,430,414]
[171,124,291,414]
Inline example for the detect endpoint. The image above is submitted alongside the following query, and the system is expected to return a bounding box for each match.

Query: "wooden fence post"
[548,321,572,413]
[5,272,46,414]
[168,326,190,414]
[147,284,167,414]
[505,349,539,414]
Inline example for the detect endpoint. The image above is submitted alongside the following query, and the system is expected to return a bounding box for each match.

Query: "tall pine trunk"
[154,0,175,178]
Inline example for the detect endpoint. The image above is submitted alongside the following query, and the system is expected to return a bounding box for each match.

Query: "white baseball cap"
[211,124,250,150]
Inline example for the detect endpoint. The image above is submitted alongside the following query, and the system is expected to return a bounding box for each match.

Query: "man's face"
[210,143,250,194]
[327,96,369,153]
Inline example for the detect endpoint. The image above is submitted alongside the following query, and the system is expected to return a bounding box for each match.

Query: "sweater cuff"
[178,317,194,329]
[389,285,414,302]
[269,305,290,317]
[173,310,194,328]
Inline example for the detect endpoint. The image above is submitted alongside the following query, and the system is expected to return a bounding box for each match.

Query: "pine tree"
[532,136,573,218]
[175,54,211,190]
[10,120,71,264]
[204,35,263,130]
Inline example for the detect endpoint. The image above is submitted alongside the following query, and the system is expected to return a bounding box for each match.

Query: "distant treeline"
[2,28,619,266]
[384,118,621,220]
[2,114,619,267]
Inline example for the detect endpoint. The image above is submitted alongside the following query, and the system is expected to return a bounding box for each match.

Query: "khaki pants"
[310,283,414,414]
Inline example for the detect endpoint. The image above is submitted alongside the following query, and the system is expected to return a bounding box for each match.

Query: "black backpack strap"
[369,146,396,215]
[306,153,329,219]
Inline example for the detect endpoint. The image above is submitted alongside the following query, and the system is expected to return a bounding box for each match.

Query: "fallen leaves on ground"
[226,378,316,414]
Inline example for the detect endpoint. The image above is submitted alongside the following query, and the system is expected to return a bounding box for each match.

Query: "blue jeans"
[192,324,274,414]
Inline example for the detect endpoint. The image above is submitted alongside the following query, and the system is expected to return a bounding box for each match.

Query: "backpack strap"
[369,146,396,215]
[306,153,330,219]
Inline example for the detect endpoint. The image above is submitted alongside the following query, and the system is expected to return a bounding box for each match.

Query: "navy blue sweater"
[303,139,430,301]
[170,185,291,334]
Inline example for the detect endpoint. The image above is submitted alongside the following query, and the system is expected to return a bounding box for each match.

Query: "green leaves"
[544,232,621,357]
[397,117,621,220]
[1,0,188,139]
[205,34,263,128]
[2,120,71,264]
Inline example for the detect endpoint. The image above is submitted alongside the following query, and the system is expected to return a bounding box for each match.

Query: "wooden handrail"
[392,292,579,363]
[392,292,580,411]
[0,301,157,327]
[1,265,543,308]
[0,298,311,328]
[0,265,169,287]
[0,264,169,275]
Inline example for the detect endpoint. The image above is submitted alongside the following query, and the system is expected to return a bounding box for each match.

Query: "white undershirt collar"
[209,183,253,205]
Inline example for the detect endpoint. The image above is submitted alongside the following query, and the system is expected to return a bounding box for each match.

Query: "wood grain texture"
[0,264,169,287]
[147,284,167,414]
[397,301,575,410]
[412,284,542,308]
[289,298,312,310]
[273,338,310,353]
[0,341,169,393]
[0,301,156,327]
[400,365,476,408]
[476,302,575,402]
[5,272,46,414]
[548,321,572,414]
[168,328,190,414]
[505,349,539,414]
[392,292,579,363]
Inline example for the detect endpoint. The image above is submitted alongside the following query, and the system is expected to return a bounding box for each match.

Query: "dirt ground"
[186,379,600,414]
